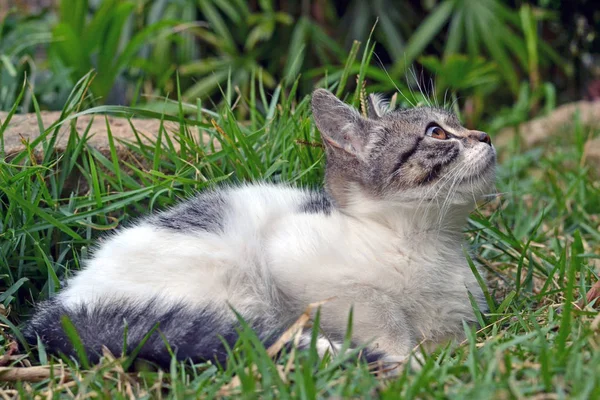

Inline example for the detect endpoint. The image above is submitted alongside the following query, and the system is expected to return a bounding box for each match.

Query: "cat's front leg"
[308,296,417,367]
[369,335,462,375]
[294,319,418,377]
[297,331,418,377]
[297,330,343,358]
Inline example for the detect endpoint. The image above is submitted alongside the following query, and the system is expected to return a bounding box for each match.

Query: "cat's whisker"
[374,53,415,108]
[436,171,463,228]
[481,191,510,198]
[443,88,450,110]
[449,95,462,112]
[412,162,467,227]
[397,89,416,109]
[428,161,465,199]
[413,162,463,218]
[417,68,429,106]
[470,169,481,212]
[409,67,429,107]
[409,172,454,224]
[404,67,419,107]
[429,76,438,108]
[436,162,472,229]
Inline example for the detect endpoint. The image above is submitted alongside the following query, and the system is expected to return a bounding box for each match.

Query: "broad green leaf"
[396,0,454,72]
[198,0,237,54]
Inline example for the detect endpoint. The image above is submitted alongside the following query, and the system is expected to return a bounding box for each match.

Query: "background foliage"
[1,1,600,397]
[1,0,599,128]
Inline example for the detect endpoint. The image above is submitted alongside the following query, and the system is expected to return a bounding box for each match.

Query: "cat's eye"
[425,125,447,140]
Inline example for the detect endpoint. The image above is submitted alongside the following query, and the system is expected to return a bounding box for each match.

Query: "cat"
[24,88,496,368]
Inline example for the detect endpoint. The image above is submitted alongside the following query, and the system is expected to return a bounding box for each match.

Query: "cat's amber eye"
[425,125,448,140]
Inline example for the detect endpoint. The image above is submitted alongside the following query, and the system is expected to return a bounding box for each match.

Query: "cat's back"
[152,183,331,238]
[59,184,333,308]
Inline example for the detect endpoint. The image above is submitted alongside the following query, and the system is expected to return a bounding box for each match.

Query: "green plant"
[1,0,578,130]
[180,0,287,101]
[139,0,201,102]
[0,9,54,111]
[398,0,566,97]
[340,0,417,63]
[1,44,600,396]
[49,0,179,104]
[180,0,345,102]
[488,80,556,132]
[419,54,500,126]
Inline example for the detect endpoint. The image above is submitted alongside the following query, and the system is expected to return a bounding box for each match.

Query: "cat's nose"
[469,131,492,146]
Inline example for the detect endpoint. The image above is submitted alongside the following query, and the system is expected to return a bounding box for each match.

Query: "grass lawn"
[1,69,599,398]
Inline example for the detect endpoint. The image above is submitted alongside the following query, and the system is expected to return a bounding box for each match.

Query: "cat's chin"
[391,174,496,207]
[463,144,497,177]
[453,183,497,204]
[457,164,496,194]
[449,147,496,199]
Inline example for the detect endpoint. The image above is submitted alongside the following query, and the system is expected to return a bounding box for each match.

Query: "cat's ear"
[367,93,391,119]
[312,89,371,157]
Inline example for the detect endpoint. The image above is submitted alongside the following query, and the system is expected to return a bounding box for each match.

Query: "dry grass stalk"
[265,297,336,358]
[218,298,334,396]
[0,365,64,382]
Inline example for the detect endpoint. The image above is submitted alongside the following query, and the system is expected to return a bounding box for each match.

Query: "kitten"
[24,89,496,368]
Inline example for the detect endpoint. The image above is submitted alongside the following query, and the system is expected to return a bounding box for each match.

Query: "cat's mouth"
[458,152,496,184]
[423,144,495,186]
[398,151,496,204]
[430,146,496,197]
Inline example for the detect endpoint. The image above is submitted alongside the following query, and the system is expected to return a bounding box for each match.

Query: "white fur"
[298,333,342,358]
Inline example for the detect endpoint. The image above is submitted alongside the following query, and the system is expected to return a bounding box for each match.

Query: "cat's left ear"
[312,89,373,158]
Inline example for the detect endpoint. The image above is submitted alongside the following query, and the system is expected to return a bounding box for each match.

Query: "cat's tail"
[23,297,280,367]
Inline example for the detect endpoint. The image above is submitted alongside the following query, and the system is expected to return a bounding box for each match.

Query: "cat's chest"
[265,213,467,297]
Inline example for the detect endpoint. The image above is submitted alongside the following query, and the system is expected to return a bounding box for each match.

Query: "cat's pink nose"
[469,131,491,146]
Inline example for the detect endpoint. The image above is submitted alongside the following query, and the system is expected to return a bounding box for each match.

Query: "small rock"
[495,100,600,149]
[0,111,215,160]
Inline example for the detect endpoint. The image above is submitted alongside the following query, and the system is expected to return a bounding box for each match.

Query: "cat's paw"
[374,354,408,377]
[371,352,426,377]
[298,332,343,358]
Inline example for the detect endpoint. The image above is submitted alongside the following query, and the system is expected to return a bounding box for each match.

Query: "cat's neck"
[342,195,474,239]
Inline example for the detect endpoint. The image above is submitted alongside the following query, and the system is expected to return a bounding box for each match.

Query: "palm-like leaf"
[397,0,565,96]
[50,0,179,103]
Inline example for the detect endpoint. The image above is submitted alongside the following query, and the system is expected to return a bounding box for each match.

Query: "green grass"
[1,58,600,397]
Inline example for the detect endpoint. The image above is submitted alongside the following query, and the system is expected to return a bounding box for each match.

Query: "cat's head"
[311,89,496,210]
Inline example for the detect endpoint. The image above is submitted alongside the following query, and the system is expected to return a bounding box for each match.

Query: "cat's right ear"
[367,93,390,119]
[311,89,370,158]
